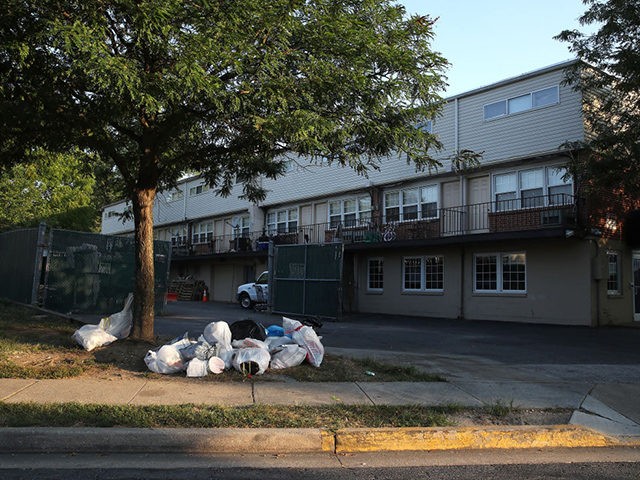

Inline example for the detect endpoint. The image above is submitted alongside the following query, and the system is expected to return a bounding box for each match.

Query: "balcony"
[170,194,578,257]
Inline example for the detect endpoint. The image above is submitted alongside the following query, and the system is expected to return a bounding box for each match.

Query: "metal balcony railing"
[171,194,578,256]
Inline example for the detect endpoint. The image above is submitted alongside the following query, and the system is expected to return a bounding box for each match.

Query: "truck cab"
[236,271,269,309]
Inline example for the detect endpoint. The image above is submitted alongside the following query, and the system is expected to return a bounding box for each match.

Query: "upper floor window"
[494,166,572,212]
[483,85,559,120]
[329,196,371,228]
[171,226,188,246]
[417,119,433,133]
[385,184,438,222]
[166,188,184,202]
[189,183,210,196]
[267,208,298,235]
[232,215,250,238]
[192,221,213,244]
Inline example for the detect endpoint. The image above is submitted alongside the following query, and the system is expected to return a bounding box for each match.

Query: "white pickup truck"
[236,271,269,309]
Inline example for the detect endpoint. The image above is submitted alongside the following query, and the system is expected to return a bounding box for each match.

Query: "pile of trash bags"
[72,294,134,351]
[144,316,324,377]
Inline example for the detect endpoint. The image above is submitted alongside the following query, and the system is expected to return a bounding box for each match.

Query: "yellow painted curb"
[334,425,619,453]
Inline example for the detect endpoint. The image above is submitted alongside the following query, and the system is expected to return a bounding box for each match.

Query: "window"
[192,221,213,244]
[189,183,209,196]
[232,215,251,239]
[425,256,444,290]
[267,208,298,235]
[403,257,422,290]
[484,85,559,120]
[403,255,444,292]
[519,169,544,208]
[171,226,188,246]
[607,252,621,295]
[166,188,184,202]
[417,119,433,133]
[385,185,439,222]
[368,258,384,291]
[474,253,526,293]
[329,196,371,228]
[494,166,572,211]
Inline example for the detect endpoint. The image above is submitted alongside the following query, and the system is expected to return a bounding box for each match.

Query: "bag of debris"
[186,358,208,377]
[264,335,296,353]
[203,321,232,348]
[266,325,286,337]
[270,344,307,370]
[208,356,226,374]
[231,337,268,350]
[215,344,234,370]
[72,324,118,352]
[283,316,324,368]
[232,347,271,376]
[194,340,217,360]
[229,319,267,341]
[98,293,134,339]
[144,344,185,374]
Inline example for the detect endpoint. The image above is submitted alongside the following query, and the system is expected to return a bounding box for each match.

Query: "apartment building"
[102,60,639,326]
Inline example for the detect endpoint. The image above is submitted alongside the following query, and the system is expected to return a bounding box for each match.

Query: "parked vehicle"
[236,271,269,309]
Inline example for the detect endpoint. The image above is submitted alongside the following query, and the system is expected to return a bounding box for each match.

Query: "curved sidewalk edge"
[1,425,638,454]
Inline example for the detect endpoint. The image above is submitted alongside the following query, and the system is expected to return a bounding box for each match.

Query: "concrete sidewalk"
[1,350,640,454]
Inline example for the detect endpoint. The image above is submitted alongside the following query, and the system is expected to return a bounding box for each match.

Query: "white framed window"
[607,252,622,295]
[484,85,559,120]
[474,252,526,293]
[329,195,371,228]
[385,185,439,222]
[192,221,213,244]
[493,166,572,211]
[267,208,298,235]
[367,258,384,291]
[166,188,184,202]
[171,226,188,246]
[189,183,210,196]
[402,255,444,292]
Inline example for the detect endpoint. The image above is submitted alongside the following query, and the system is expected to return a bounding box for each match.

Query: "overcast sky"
[399,0,594,96]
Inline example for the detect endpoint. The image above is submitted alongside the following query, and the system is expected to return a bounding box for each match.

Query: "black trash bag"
[229,319,267,341]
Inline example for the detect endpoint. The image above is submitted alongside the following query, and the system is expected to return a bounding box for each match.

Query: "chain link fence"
[0,224,171,315]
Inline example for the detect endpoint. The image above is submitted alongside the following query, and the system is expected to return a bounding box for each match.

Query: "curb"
[1,425,637,454]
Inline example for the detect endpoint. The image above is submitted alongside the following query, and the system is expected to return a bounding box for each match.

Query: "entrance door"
[441,181,461,235]
[633,253,640,322]
[467,176,490,232]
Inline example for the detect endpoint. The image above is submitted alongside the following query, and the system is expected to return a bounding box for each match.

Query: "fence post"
[30,222,49,306]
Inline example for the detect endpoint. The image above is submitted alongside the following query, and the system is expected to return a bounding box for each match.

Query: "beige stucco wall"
[355,238,595,326]
[595,239,636,325]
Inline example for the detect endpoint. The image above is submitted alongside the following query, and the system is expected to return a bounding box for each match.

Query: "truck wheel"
[239,293,253,309]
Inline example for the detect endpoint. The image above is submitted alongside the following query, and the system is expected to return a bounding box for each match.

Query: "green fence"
[271,243,343,319]
[0,224,171,316]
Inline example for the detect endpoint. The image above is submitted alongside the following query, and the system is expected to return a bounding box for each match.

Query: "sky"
[400,0,594,96]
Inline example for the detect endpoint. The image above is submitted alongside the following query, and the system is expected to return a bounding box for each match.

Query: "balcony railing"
[171,194,578,256]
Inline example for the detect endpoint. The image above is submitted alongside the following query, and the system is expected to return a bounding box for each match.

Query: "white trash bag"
[270,344,307,370]
[283,316,324,368]
[144,344,185,374]
[232,347,271,376]
[203,321,232,348]
[186,358,208,378]
[72,324,117,352]
[98,293,134,339]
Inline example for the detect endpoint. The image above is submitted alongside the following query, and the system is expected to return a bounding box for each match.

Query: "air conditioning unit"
[541,209,566,225]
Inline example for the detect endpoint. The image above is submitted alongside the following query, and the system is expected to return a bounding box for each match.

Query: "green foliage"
[1,1,452,337]
[556,0,640,215]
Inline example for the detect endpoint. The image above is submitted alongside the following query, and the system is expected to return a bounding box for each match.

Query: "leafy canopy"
[2,0,450,201]
[556,0,640,214]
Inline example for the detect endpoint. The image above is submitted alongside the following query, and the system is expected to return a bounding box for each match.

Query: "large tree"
[556,0,640,218]
[1,0,451,341]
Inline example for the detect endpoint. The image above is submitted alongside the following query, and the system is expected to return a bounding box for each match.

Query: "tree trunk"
[131,187,157,342]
